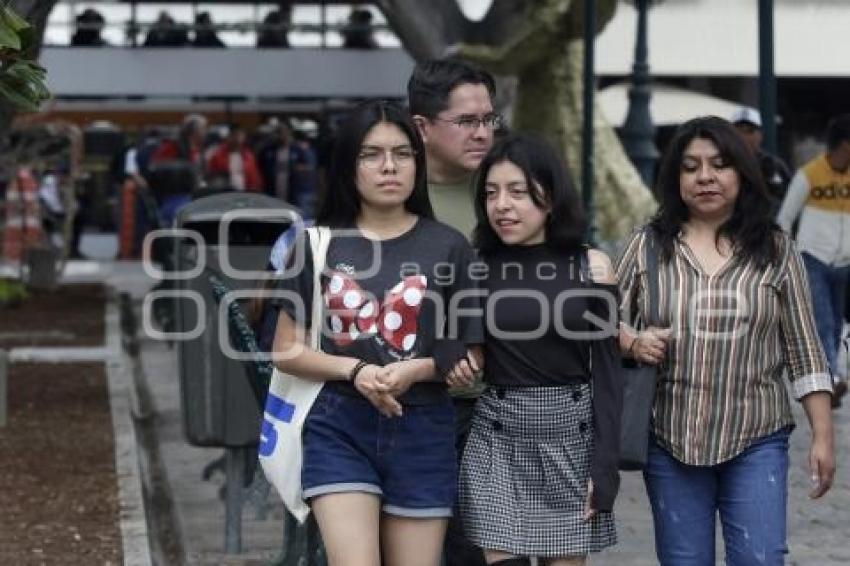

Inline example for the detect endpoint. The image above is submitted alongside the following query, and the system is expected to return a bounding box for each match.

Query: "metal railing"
[46,1,397,48]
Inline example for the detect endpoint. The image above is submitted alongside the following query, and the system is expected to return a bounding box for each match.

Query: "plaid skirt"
[458,384,616,557]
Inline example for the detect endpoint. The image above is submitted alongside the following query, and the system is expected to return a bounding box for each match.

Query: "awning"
[598,83,746,128]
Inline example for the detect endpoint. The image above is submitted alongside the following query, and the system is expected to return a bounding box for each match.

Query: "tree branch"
[374,0,468,60]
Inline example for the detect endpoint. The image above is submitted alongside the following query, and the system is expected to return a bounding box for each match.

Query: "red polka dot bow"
[324,272,427,352]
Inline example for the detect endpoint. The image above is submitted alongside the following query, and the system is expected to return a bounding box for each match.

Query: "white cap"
[730,107,762,128]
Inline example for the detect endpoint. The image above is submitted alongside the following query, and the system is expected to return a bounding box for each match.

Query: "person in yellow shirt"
[777,113,850,407]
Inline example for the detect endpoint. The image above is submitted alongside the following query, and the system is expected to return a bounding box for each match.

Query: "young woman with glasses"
[272,100,484,566]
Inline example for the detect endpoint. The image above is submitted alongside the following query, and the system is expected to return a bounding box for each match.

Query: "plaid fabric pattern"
[458,385,616,557]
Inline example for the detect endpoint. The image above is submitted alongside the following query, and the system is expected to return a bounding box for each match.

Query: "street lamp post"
[621,0,660,188]
[758,0,777,156]
[582,0,597,244]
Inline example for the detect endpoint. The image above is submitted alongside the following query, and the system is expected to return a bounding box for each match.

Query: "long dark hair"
[650,116,780,267]
[316,100,433,227]
[473,133,586,255]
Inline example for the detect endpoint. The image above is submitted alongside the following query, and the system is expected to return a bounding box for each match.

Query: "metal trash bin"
[173,192,296,448]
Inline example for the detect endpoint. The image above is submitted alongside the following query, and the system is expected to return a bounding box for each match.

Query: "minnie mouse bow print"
[324,273,427,352]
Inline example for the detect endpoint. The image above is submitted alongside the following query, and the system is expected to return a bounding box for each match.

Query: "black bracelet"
[349,360,368,382]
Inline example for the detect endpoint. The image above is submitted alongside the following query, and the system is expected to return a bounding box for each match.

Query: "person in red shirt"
[148,113,208,226]
[151,113,207,166]
[207,124,264,192]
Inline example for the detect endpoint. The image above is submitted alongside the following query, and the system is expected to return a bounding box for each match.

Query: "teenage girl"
[273,100,483,566]
[452,133,622,566]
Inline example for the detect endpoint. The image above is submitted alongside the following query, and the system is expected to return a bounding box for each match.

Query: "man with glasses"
[408,58,498,566]
[409,59,500,240]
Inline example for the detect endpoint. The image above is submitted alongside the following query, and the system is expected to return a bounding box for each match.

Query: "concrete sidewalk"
[137,330,286,565]
[65,259,850,565]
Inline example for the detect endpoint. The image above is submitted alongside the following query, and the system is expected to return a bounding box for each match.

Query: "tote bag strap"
[305,226,331,350]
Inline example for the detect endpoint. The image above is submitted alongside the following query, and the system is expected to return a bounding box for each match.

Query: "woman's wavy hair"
[316,99,433,227]
[473,132,586,255]
[649,115,780,267]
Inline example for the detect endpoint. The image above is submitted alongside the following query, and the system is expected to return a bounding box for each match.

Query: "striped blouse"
[616,228,832,466]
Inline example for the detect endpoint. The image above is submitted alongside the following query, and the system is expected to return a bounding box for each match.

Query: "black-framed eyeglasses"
[433,113,503,130]
[357,146,417,169]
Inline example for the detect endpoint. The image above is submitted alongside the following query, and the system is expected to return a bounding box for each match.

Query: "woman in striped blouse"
[616,116,835,566]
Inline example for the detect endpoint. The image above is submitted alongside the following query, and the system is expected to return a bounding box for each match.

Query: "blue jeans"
[644,428,791,566]
[802,252,850,381]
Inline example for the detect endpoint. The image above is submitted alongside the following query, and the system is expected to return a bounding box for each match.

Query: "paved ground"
[135,270,847,566]
[595,401,850,565]
[64,249,850,564]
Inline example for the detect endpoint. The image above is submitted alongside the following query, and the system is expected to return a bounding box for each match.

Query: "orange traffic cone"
[119,177,139,260]
[18,168,45,254]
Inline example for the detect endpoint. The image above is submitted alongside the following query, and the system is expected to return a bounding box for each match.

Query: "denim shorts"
[302,388,457,518]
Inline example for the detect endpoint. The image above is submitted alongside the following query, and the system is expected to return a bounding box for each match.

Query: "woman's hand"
[809,434,835,499]
[353,364,403,418]
[583,479,598,521]
[375,360,421,398]
[801,390,835,499]
[446,349,482,389]
[374,358,436,400]
[630,326,672,366]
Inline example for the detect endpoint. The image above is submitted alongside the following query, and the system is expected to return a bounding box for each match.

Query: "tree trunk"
[374,0,532,61]
[378,0,656,243]
[373,0,468,60]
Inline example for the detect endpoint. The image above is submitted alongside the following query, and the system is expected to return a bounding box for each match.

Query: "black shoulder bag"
[618,230,661,471]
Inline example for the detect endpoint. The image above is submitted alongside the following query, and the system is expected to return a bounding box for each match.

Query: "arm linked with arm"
[439,240,486,385]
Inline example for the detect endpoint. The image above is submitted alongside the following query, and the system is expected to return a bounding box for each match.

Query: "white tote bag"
[258,226,330,523]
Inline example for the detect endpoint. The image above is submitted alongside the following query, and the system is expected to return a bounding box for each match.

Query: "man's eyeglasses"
[433,113,503,130]
[357,146,417,169]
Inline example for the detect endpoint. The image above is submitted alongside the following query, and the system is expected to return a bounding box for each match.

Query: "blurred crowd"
[68,4,380,49]
[0,114,332,260]
[118,115,324,238]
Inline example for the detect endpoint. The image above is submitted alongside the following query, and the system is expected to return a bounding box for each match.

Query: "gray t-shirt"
[273,217,484,404]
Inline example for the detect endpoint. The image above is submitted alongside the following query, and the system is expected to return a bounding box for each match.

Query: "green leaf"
[10,63,48,100]
[0,60,49,112]
[0,5,50,114]
[0,4,32,51]
[0,77,40,111]
[17,27,37,55]
[0,19,22,52]
[1,5,31,34]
